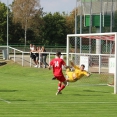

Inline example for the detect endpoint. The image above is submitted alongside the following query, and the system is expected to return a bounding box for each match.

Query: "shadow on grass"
[68,89,110,96]
[72,93,103,96]
[83,89,109,93]
[8,99,28,101]
[0,90,18,92]
[0,62,7,66]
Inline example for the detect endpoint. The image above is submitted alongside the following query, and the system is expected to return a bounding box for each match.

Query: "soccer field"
[0,61,117,117]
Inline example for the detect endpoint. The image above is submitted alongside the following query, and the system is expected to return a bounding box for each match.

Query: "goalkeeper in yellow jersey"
[66,61,90,83]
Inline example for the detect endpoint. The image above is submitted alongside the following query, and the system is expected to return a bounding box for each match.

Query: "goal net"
[66,32,117,94]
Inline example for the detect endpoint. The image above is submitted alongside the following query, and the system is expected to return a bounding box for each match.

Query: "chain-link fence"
[69,36,115,54]
[79,0,117,15]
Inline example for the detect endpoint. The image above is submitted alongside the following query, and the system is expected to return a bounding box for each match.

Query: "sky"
[0,0,76,14]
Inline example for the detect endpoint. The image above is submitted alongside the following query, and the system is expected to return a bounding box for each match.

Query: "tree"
[41,12,67,46]
[113,10,117,32]
[0,2,8,44]
[12,0,42,46]
[65,11,75,34]
[29,7,44,44]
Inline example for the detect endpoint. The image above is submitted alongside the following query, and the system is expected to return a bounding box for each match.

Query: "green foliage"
[8,22,24,44]
[0,2,24,45]
[113,10,117,32]
[0,2,7,43]
[11,0,42,46]
[0,1,117,47]
[41,12,67,46]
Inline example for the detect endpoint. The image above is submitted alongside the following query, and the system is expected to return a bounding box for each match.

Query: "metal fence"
[0,46,114,72]
[0,46,115,88]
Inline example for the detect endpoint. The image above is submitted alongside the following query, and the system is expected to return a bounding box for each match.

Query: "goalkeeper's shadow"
[71,89,110,96]
[83,89,110,93]
[72,94,103,96]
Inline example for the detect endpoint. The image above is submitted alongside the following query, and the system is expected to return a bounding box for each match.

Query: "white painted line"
[0,98,11,104]
[34,102,117,104]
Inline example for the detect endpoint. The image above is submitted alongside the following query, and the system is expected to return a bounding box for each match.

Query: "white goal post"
[66,32,117,94]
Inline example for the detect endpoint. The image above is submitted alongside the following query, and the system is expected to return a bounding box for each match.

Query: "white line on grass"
[0,98,11,104]
[36,102,117,104]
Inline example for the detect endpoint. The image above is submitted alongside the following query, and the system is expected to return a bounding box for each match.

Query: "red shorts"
[55,75,66,82]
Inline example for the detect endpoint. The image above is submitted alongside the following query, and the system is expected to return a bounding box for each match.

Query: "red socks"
[59,85,65,91]
[58,82,66,92]
[58,82,62,90]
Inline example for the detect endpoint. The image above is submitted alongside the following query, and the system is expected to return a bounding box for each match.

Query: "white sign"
[109,58,115,73]
[80,56,89,71]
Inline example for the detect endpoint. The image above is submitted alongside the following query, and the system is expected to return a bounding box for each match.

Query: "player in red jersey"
[48,52,67,95]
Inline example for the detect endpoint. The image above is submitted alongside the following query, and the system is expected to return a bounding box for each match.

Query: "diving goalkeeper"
[66,61,90,83]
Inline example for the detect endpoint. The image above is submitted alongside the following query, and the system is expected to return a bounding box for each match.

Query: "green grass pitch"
[0,61,117,117]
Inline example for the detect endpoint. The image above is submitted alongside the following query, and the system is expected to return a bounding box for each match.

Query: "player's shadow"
[72,93,103,96]
[7,98,35,102]
[0,62,7,66]
[0,89,18,92]
[71,89,109,96]
[83,89,109,93]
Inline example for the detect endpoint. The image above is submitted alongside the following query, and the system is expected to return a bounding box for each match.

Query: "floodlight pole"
[110,0,113,32]
[80,0,82,53]
[89,0,92,53]
[110,0,113,54]
[75,0,78,52]
[96,0,102,54]
[7,0,9,60]
[75,0,78,64]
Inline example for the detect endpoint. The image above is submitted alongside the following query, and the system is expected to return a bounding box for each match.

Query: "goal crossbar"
[79,35,115,41]
[66,32,117,94]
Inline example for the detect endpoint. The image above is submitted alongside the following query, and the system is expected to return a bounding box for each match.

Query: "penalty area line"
[0,98,11,104]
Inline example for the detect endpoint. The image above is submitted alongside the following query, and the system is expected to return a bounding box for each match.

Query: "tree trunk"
[24,19,27,47]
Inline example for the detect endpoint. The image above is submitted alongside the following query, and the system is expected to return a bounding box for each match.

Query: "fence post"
[30,57,32,67]
[22,52,24,66]
[99,54,101,74]
[14,49,16,62]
